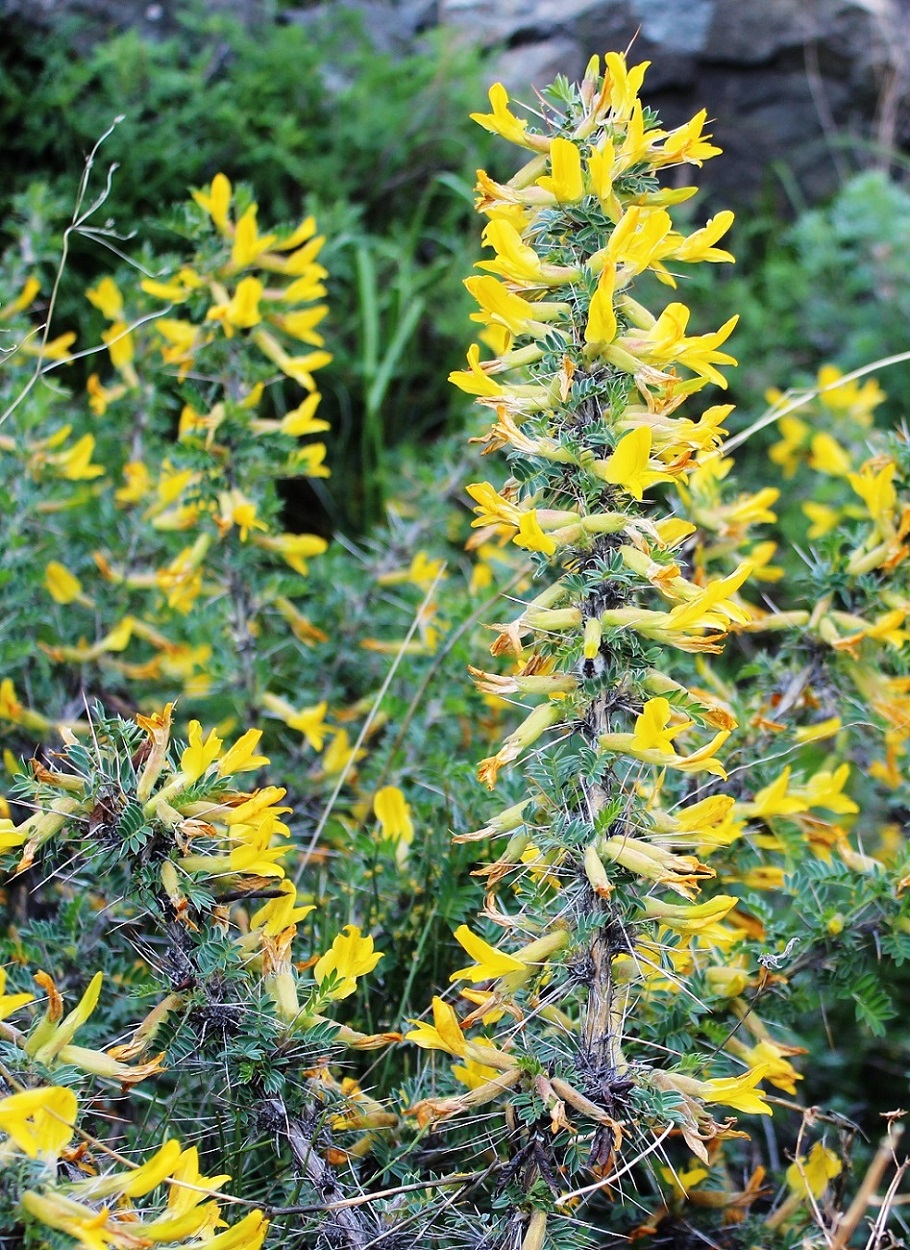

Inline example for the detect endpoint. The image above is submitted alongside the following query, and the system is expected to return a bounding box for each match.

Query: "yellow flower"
[192,172,232,232]
[479,219,560,285]
[603,50,651,120]
[152,463,198,510]
[73,1138,183,1199]
[279,393,330,436]
[314,926,383,1000]
[803,501,842,538]
[321,728,366,775]
[273,597,327,646]
[155,542,207,613]
[848,459,897,526]
[587,140,617,206]
[217,729,269,776]
[705,966,751,997]
[101,320,138,385]
[477,701,564,789]
[49,433,104,481]
[449,925,527,982]
[85,276,123,320]
[640,894,738,933]
[0,679,49,733]
[217,489,268,541]
[272,304,328,345]
[0,1086,78,1158]
[158,1152,232,1223]
[22,331,76,362]
[599,835,711,899]
[405,996,469,1056]
[0,966,34,1020]
[261,693,328,750]
[531,136,582,201]
[156,317,202,371]
[231,204,278,268]
[466,481,521,529]
[452,1056,503,1090]
[86,372,127,415]
[768,415,810,478]
[252,531,328,576]
[653,107,722,166]
[809,432,852,477]
[672,211,735,264]
[631,696,692,754]
[226,275,264,328]
[817,362,884,422]
[196,1210,269,1249]
[249,880,314,937]
[793,717,842,744]
[786,1141,841,1198]
[181,825,290,883]
[602,562,752,650]
[276,214,319,251]
[612,303,739,389]
[600,699,730,779]
[584,262,618,345]
[136,703,175,800]
[0,274,40,319]
[288,442,330,478]
[729,1038,804,1095]
[465,276,567,339]
[595,427,673,500]
[219,786,291,830]
[664,1063,773,1116]
[180,721,223,783]
[658,1162,709,1199]
[405,999,518,1079]
[739,766,807,819]
[374,786,414,845]
[375,550,446,592]
[449,342,507,397]
[598,204,675,280]
[658,794,738,849]
[793,763,858,815]
[22,1185,267,1250]
[44,561,83,605]
[698,1064,773,1115]
[470,82,547,151]
[140,267,202,303]
[513,510,557,555]
[26,971,104,1065]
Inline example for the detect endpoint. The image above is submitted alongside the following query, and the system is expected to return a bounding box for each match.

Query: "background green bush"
[1,7,493,532]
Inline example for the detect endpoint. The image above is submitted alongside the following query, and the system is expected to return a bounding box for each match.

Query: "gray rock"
[439,0,910,206]
[494,36,587,100]
[284,0,438,53]
[438,0,607,47]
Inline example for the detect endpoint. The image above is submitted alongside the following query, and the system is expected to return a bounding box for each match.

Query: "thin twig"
[724,351,910,455]
[294,566,446,880]
[271,1168,490,1214]
[831,1118,905,1250]
[0,115,125,429]
[556,1125,674,1205]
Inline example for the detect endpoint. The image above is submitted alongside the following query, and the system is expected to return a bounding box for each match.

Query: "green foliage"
[680,170,910,431]
[4,30,910,1250]
[1,8,492,531]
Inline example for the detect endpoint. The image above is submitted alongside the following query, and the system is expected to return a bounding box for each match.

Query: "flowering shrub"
[410,57,910,1246]
[3,49,910,1250]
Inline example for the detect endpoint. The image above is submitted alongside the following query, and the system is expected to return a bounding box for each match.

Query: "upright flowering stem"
[409,55,787,1242]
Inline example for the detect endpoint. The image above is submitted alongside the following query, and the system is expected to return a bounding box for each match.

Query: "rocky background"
[5,0,910,205]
